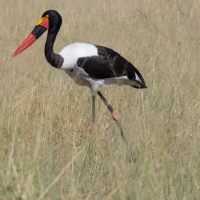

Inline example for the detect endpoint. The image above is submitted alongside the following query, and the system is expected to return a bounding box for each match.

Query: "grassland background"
[1,0,200,199]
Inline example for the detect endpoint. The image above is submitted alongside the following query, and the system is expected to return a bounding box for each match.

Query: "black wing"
[77,45,128,79]
[77,45,147,88]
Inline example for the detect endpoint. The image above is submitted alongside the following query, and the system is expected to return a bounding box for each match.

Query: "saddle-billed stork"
[12,10,147,140]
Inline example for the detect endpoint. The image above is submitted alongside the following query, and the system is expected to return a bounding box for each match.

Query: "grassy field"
[1,0,200,199]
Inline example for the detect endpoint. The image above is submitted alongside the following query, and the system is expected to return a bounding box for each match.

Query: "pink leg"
[90,122,95,134]
[112,110,119,121]
[97,91,125,144]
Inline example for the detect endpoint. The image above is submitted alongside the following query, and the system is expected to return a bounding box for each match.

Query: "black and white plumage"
[13,10,147,137]
[59,43,146,93]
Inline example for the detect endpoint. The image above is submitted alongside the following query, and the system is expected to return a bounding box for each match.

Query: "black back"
[77,45,128,79]
[77,45,147,88]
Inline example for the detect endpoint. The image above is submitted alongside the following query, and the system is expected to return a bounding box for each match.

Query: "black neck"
[44,21,63,68]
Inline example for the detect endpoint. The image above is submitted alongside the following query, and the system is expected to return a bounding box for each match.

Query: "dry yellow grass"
[1,0,200,199]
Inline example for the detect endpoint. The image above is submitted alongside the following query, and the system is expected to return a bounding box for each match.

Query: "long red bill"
[12,34,36,57]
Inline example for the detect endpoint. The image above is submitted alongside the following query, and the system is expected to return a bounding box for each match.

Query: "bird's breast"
[64,66,90,86]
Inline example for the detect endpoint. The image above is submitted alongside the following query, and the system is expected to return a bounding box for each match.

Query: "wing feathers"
[77,45,147,88]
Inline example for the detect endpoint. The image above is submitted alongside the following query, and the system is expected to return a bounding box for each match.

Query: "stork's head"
[12,10,61,57]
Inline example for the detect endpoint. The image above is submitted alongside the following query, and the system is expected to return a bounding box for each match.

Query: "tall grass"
[1,0,200,199]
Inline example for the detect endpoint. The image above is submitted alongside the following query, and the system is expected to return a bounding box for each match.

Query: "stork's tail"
[126,61,147,89]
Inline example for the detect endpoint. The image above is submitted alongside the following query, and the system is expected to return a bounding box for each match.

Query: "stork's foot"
[112,111,119,121]
[90,122,95,134]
